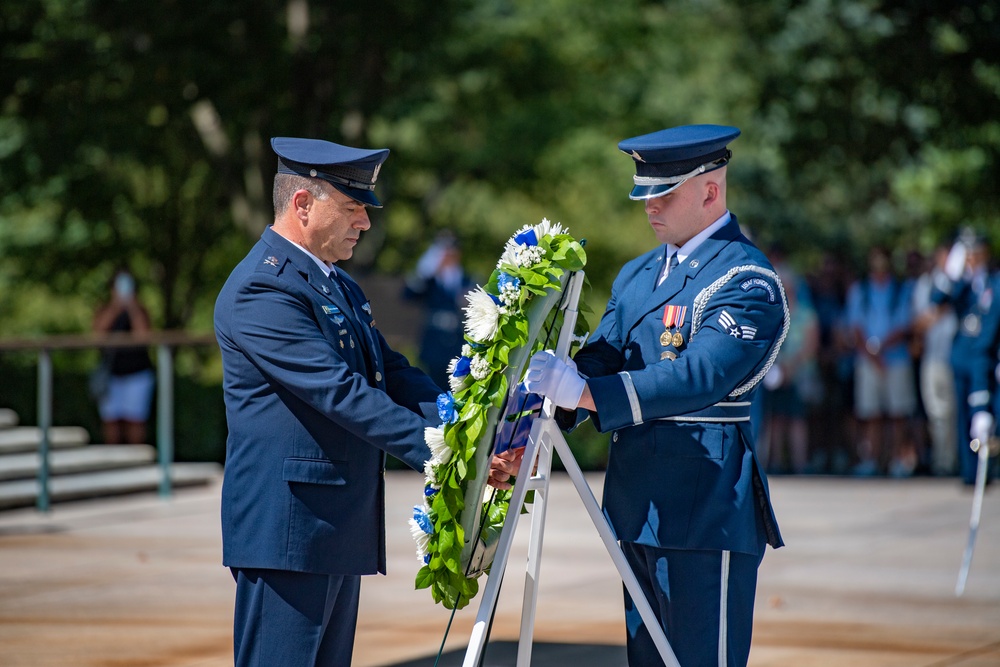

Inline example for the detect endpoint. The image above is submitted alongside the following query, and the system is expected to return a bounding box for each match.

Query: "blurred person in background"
[760,264,821,474]
[912,244,958,476]
[403,233,474,389]
[92,268,155,445]
[933,230,997,485]
[845,247,917,476]
[806,253,856,473]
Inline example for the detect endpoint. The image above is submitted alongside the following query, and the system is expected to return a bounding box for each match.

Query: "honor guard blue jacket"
[215,227,441,576]
[570,216,786,556]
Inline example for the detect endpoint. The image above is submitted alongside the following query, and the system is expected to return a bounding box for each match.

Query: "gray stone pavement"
[0,471,997,666]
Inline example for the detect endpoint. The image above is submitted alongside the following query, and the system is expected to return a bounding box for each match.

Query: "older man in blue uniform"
[214,138,445,666]
[525,125,788,667]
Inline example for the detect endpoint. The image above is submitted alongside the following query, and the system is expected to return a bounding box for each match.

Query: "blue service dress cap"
[271,137,390,208]
[618,124,740,200]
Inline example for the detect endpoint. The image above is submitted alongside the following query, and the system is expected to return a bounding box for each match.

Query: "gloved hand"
[945,241,968,281]
[523,350,586,410]
[970,411,994,445]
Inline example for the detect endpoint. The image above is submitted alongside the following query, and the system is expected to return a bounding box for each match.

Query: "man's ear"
[703,180,721,208]
[293,189,312,221]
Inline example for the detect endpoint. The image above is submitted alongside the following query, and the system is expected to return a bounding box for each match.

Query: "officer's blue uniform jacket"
[214,227,441,576]
[570,216,786,556]
[969,274,1000,431]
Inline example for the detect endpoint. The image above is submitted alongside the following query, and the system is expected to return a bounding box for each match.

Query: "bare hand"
[487,448,525,490]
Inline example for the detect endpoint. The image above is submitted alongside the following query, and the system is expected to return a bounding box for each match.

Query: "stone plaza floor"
[0,471,997,666]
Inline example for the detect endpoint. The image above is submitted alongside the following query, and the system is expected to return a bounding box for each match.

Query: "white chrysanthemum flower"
[424,425,452,465]
[470,354,491,381]
[448,371,466,393]
[409,518,431,562]
[461,344,473,357]
[464,287,500,342]
[497,241,522,269]
[446,358,468,392]
[533,217,564,239]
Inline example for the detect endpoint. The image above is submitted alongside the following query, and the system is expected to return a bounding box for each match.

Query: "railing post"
[37,349,52,512]
[156,344,174,498]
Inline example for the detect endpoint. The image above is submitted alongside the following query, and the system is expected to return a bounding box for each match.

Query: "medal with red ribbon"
[660,304,687,348]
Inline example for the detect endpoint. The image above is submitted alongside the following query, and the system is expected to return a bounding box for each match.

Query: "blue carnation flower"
[497,272,520,291]
[453,356,471,378]
[423,553,431,564]
[424,485,438,498]
[413,505,434,534]
[437,392,458,424]
[514,228,538,246]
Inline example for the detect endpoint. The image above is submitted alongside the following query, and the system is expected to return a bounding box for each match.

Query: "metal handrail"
[0,331,218,511]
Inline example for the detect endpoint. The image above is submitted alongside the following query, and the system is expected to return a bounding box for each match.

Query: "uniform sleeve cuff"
[587,374,635,433]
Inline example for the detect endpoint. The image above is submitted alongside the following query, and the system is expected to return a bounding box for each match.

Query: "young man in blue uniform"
[524,125,788,667]
[214,137,446,666]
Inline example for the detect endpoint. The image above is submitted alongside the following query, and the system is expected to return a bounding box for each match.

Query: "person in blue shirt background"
[844,246,917,477]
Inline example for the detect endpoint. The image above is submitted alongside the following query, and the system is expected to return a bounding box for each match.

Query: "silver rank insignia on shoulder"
[362,302,372,316]
[719,310,757,340]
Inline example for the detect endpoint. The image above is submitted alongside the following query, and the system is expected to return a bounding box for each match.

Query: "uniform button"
[375,371,383,382]
[612,432,619,443]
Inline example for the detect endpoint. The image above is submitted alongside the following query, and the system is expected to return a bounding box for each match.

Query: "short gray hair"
[273,174,331,214]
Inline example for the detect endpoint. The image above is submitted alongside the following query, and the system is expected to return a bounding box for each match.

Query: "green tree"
[740,0,1000,267]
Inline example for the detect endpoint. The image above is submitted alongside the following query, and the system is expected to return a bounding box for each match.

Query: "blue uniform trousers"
[233,568,361,667]
[622,543,762,667]
[951,333,984,486]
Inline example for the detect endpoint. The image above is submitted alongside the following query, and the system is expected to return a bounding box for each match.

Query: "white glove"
[763,365,784,390]
[970,411,994,445]
[523,350,586,409]
[944,241,968,281]
[415,243,446,278]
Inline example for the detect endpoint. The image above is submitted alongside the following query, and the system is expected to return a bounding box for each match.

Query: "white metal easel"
[462,271,681,667]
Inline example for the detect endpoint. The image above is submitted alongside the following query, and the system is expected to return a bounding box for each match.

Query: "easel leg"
[462,417,548,667]
[516,418,554,666]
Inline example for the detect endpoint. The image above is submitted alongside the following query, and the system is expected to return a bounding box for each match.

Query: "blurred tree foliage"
[1,2,998,461]
[2,0,998,336]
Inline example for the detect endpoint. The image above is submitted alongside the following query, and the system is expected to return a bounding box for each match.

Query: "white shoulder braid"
[690,264,790,398]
